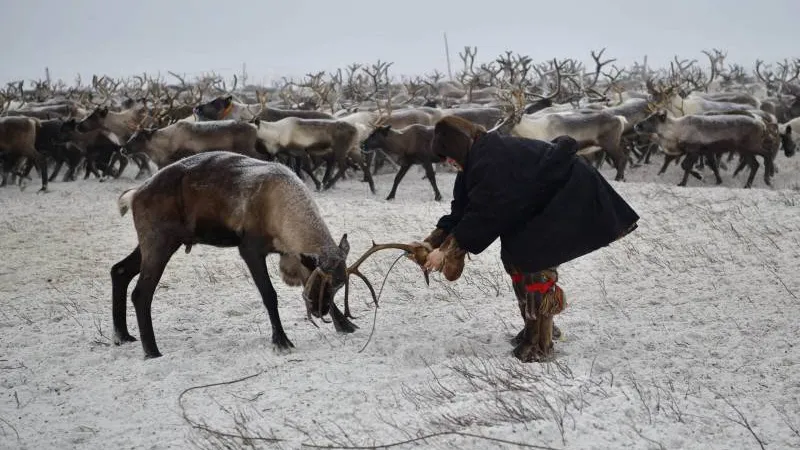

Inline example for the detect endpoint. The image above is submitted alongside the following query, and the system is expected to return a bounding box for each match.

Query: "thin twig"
[177,370,283,444]
[300,430,561,449]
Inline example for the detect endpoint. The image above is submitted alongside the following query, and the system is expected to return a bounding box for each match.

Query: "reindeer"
[194,95,333,121]
[76,104,155,179]
[0,117,48,191]
[338,108,439,176]
[361,124,442,201]
[122,120,269,169]
[690,91,761,109]
[110,151,359,358]
[57,118,124,180]
[645,79,754,117]
[494,109,629,181]
[633,110,778,188]
[251,116,374,193]
[440,107,506,130]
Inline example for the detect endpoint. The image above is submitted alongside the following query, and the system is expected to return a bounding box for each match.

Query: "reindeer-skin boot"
[506,267,565,362]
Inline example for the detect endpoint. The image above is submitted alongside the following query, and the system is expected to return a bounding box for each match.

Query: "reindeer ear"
[380,124,392,133]
[786,125,792,135]
[299,253,320,272]
[99,107,109,117]
[338,233,350,256]
[224,95,233,105]
[252,117,260,127]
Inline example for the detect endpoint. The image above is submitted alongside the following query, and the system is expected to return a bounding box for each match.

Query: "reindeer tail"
[117,187,138,216]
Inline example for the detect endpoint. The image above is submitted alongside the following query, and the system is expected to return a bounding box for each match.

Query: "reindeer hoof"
[113,332,137,345]
[37,187,49,194]
[333,316,359,333]
[272,333,295,350]
[434,195,443,202]
[144,351,163,359]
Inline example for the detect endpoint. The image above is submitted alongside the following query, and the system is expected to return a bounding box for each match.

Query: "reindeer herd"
[1,48,799,200]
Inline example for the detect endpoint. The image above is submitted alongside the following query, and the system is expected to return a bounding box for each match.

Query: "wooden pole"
[444,32,453,80]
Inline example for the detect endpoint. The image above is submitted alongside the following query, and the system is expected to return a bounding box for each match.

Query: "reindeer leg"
[386,163,411,200]
[678,154,698,187]
[322,150,350,191]
[133,154,152,180]
[111,247,142,345]
[422,161,443,201]
[707,152,723,185]
[328,300,359,333]
[300,157,322,191]
[34,152,48,193]
[130,240,180,359]
[111,151,128,178]
[744,156,759,189]
[732,154,747,177]
[238,243,294,350]
[348,150,376,194]
[763,155,775,187]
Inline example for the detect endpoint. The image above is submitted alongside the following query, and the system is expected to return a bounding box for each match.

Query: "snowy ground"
[1,151,799,450]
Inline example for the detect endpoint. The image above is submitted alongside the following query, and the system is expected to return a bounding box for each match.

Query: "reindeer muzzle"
[303,268,332,319]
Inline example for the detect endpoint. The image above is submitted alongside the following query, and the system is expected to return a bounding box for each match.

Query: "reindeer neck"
[221,102,246,120]
[382,128,406,152]
[110,108,147,140]
[145,130,172,166]
[273,200,340,261]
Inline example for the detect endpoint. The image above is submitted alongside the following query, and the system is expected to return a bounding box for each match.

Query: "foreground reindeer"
[111,151,361,358]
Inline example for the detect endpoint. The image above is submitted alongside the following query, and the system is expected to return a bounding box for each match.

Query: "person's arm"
[422,171,468,249]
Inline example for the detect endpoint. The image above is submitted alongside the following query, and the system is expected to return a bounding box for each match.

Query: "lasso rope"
[357,251,406,353]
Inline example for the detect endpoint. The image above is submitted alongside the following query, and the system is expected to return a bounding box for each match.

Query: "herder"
[410,116,640,362]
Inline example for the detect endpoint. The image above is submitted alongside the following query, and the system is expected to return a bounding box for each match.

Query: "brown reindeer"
[361,124,443,201]
[0,117,48,191]
[111,151,358,358]
[75,104,155,179]
[122,120,269,168]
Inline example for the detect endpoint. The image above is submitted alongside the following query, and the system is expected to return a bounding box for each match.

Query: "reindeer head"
[57,118,80,142]
[300,234,350,319]
[361,124,392,153]
[76,106,109,132]
[123,128,157,155]
[193,95,233,120]
[633,110,668,135]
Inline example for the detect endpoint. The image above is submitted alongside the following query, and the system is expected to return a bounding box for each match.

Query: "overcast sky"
[2,0,798,86]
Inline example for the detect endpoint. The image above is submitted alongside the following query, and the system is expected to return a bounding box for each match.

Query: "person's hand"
[424,248,445,272]
[407,241,432,267]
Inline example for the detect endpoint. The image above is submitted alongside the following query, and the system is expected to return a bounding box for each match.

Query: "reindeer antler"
[342,241,431,318]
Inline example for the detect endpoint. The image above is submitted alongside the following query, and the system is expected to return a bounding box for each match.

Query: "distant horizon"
[2,0,798,87]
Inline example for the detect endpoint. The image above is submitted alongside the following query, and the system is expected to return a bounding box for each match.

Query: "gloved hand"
[428,237,466,281]
[424,248,445,272]
[406,241,433,268]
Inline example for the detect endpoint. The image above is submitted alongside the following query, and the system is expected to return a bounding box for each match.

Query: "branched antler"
[342,242,430,319]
